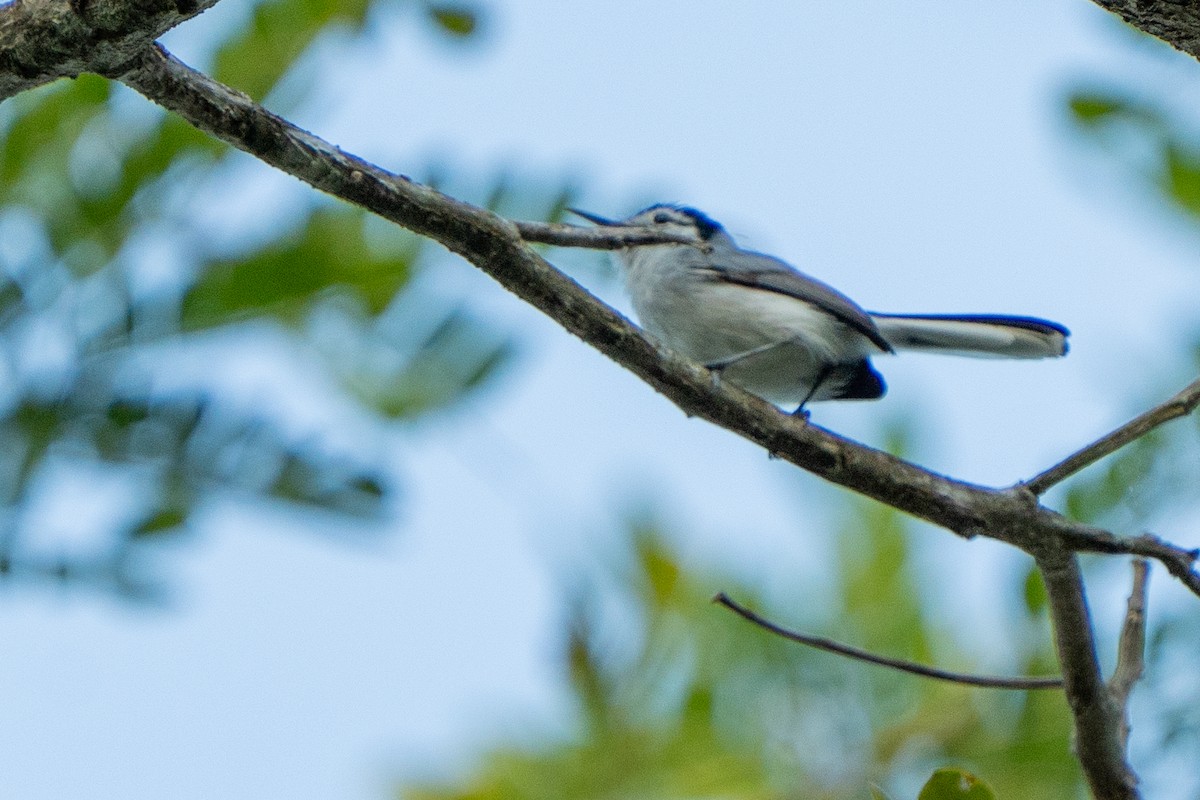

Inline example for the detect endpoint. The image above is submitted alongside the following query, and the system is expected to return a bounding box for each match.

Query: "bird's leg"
[705,340,791,389]
[793,363,833,417]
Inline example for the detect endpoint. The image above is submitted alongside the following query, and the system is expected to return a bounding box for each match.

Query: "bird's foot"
[704,362,726,390]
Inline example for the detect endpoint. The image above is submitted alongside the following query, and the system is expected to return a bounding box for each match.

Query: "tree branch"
[1056,528,1200,598]
[1089,1,1200,62]
[515,219,701,250]
[0,0,218,101]
[1025,376,1200,495]
[714,592,1063,690]
[113,46,984,526]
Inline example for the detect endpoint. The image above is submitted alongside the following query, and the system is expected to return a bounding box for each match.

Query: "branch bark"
[0,0,217,100]
[516,219,702,249]
[1089,1,1200,61]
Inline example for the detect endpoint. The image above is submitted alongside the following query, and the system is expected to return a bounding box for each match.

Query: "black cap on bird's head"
[568,203,725,242]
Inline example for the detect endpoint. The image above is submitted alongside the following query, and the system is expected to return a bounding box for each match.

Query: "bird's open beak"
[567,208,618,226]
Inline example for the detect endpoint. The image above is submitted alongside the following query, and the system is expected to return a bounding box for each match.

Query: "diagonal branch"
[114,44,998,535]
[1025,376,1200,495]
[111,44,1200,605]
[714,592,1063,690]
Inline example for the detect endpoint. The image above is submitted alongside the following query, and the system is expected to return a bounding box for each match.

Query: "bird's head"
[569,204,730,247]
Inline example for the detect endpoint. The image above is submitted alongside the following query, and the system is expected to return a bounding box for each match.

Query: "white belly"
[627,257,876,405]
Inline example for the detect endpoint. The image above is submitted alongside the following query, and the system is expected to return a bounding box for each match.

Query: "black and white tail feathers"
[870,313,1068,359]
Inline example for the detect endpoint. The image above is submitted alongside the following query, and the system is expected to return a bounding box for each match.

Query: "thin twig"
[515,220,701,250]
[1109,560,1150,748]
[713,593,1063,690]
[1025,376,1200,495]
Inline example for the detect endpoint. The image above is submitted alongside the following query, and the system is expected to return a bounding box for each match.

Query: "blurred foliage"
[401,509,1078,800]
[425,3,480,38]
[0,0,560,597]
[1068,88,1200,217]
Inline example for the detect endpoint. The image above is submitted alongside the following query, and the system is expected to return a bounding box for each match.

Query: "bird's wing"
[701,252,893,353]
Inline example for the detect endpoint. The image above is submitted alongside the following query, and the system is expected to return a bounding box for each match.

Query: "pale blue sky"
[3,2,1199,799]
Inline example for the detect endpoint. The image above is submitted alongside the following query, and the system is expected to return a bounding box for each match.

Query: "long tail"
[869,313,1069,359]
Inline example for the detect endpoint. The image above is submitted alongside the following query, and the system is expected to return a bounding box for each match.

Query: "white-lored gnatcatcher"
[571,204,1068,413]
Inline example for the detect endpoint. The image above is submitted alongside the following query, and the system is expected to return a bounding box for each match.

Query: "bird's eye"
[653,212,672,224]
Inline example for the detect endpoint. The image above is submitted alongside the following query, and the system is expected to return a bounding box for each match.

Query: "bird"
[570,204,1068,413]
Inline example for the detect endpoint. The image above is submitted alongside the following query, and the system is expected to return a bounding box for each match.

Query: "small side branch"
[1109,560,1150,748]
[713,593,1063,690]
[515,220,700,250]
[1126,535,1200,598]
[1025,376,1200,496]
[1045,522,1200,600]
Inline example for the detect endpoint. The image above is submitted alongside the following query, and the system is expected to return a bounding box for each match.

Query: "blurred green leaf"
[1062,430,1165,526]
[133,506,189,538]
[870,785,895,800]
[918,769,997,800]
[1066,86,1200,224]
[1162,143,1200,215]
[426,4,479,38]
[337,305,516,419]
[1022,565,1047,616]
[637,531,681,606]
[1068,94,1126,126]
[182,206,415,328]
[213,0,374,102]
